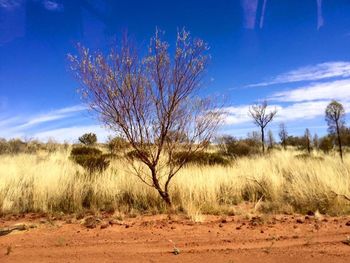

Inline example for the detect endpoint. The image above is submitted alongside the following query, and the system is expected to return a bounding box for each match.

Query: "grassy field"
[0,149,349,219]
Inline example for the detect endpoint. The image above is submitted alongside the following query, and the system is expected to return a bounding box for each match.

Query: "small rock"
[125,224,130,229]
[100,222,109,229]
[260,230,264,233]
[296,219,304,224]
[219,223,224,228]
[345,221,350,226]
[221,219,227,224]
[109,219,122,226]
[307,211,315,216]
[83,216,101,229]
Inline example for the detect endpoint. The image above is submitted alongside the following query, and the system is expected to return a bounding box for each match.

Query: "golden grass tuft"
[0,149,349,217]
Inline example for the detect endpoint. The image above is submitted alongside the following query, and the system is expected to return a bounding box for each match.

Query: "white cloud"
[275,101,330,121]
[222,100,350,126]
[270,79,350,102]
[248,61,350,87]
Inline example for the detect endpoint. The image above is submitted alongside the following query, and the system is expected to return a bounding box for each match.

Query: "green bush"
[70,146,110,174]
[173,151,229,166]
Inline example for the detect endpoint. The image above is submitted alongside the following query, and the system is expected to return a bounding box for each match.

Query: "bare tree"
[248,101,277,153]
[68,29,222,206]
[325,100,345,161]
[278,122,288,150]
[304,128,312,154]
[313,133,319,150]
[267,129,275,149]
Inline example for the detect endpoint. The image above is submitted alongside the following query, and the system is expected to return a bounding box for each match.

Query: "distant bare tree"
[278,122,288,150]
[304,128,312,154]
[267,129,275,149]
[313,133,319,150]
[68,29,222,206]
[325,100,345,161]
[248,101,277,153]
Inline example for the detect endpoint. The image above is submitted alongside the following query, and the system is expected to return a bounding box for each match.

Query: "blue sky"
[1,0,350,142]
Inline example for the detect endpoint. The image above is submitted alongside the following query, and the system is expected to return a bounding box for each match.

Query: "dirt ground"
[0,213,350,263]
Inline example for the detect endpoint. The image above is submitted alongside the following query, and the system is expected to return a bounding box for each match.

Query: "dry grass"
[0,149,350,218]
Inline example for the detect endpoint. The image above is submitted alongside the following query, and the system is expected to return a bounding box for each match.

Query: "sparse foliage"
[69,29,222,206]
[248,101,277,153]
[325,100,345,161]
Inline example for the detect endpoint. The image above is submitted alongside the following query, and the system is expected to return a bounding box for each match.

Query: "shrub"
[173,151,229,166]
[217,135,260,158]
[0,138,9,154]
[125,149,150,161]
[319,136,333,153]
[78,133,97,146]
[107,136,128,154]
[70,146,110,174]
[71,146,102,156]
[7,139,27,154]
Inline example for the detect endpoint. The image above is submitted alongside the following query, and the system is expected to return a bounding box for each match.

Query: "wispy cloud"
[0,0,23,10]
[42,0,64,12]
[15,105,87,129]
[241,0,259,29]
[259,0,267,29]
[317,0,324,30]
[0,105,87,139]
[247,61,350,87]
[270,79,350,102]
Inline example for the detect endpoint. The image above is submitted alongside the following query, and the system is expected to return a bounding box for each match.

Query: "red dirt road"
[0,214,350,262]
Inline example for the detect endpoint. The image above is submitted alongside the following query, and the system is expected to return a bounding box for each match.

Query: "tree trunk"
[261,127,265,153]
[336,121,343,161]
[150,166,172,206]
[158,190,172,206]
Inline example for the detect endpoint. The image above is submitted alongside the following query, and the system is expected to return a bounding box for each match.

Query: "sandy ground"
[0,213,350,262]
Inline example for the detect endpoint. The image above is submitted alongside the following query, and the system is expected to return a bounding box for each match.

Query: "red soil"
[0,213,350,262]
